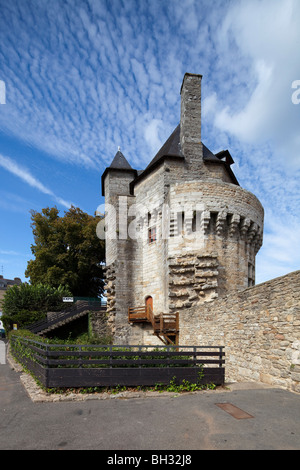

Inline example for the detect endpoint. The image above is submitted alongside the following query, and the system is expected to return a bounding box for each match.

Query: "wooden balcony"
[128,306,148,322]
[128,305,179,345]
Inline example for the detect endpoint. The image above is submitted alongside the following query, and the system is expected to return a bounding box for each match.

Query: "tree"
[25,206,105,297]
[1,283,72,330]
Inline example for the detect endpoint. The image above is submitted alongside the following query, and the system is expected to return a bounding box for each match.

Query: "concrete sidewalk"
[0,339,6,364]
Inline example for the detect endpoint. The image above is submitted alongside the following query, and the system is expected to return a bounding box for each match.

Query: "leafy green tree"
[25,206,105,297]
[1,283,72,330]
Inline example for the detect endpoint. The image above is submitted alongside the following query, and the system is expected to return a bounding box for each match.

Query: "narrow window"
[248,262,255,287]
[148,226,156,244]
[192,211,197,232]
[177,211,184,234]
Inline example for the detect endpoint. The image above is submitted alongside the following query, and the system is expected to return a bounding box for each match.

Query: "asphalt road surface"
[1,351,300,452]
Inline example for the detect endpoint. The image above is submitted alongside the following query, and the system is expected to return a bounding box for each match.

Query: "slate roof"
[108,150,134,170]
[0,276,22,289]
[132,124,239,186]
[101,149,138,195]
[101,125,239,196]
[144,124,183,171]
[129,125,184,187]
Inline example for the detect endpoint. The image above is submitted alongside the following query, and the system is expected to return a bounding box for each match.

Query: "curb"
[7,348,232,402]
[6,346,278,403]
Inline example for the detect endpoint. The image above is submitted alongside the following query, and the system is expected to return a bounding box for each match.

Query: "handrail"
[129,304,179,344]
[27,301,106,334]
[146,304,156,328]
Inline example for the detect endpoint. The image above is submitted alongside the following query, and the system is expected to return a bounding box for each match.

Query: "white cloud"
[0,153,72,208]
[0,0,299,284]
[256,217,300,283]
[0,250,19,256]
[0,0,186,170]
[144,118,167,155]
[202,92,218,120]
[210,0,300,170]
[215,60,274,140]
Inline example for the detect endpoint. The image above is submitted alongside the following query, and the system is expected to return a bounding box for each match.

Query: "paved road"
[0,348,299,452]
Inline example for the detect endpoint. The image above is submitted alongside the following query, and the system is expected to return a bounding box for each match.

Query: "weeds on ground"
[43,371,216,395]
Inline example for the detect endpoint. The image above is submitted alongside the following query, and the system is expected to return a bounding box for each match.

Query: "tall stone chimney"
[180,73,204,174]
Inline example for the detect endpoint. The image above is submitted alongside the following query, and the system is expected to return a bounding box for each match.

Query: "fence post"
[45,343,49,388]
[219,346,223,367]
[193,346,197,367]
[167,345,170,368]
[45,343,49,367]
[109,345,112,369]
[78,345,82,368]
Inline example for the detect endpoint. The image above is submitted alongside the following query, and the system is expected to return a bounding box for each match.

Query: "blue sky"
[0,0,299,286]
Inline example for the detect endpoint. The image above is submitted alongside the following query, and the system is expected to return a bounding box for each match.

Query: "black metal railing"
[26,300,106,335]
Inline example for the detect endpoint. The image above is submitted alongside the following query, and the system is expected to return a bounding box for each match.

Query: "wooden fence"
[10,335,225,389]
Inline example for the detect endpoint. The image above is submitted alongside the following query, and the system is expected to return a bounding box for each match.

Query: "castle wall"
[104,170,138,343]
[166,180,264,312]
[104,166,264,345]
[105,163,173,345]
[180,270,300,393]
[205,162,237,184]
[102,72,265,348]
[131,164,169,339]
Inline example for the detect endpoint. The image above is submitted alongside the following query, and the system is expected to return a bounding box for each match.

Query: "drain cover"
[216,403,254,419]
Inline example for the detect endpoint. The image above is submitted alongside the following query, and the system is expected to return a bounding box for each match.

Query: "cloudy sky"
[0,0,299,286]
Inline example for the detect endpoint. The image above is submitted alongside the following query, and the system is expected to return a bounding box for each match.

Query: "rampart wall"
[180,270,300,392]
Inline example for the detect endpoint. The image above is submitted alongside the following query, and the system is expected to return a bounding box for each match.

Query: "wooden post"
[219,346,224,367]
[160,313,164,332]
[175,311,179,333]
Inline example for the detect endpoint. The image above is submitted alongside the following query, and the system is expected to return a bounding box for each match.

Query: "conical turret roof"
[101,148,137,196]
[109,149,133,170]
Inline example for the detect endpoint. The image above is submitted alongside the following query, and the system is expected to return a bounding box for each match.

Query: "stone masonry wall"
[134,165,169,314]
[104,164,264,346]
[104,171,138,344]
[180,270,300,393]
[180,73,208,180]
[168,252,219,311]
[167,180,264,298]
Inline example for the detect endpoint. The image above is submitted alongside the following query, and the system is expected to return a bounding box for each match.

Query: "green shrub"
[3,283,72,316]
[1,310,43,332]
[2,283,72,332]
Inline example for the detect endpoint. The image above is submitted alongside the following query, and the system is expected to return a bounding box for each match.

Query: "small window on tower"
[148,226,156,244]
[192,211,198,232]
[177,211,184,234]
[248,262,255,287]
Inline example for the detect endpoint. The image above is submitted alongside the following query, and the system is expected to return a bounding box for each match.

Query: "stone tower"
[101,73,264,345]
